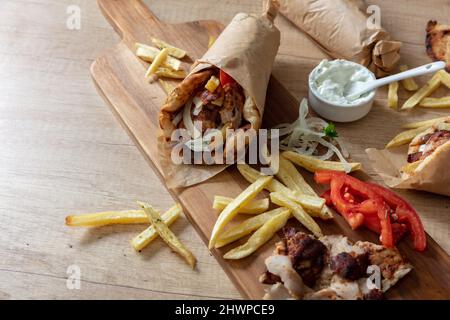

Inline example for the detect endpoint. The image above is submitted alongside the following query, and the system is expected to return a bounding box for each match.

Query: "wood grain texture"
[92,0,450,299]
[1,0,449,300]
[0,0,239,300]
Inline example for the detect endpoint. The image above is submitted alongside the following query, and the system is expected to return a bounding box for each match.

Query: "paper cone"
[158,1,281,188]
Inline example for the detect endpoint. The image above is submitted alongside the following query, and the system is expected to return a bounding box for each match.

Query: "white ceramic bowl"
[308,62,376,123]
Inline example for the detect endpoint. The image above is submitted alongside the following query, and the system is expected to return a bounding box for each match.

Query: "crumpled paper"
[278,0,402,77]
[366,143,450,197]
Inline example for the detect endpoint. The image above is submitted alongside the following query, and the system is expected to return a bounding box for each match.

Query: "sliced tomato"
[314,170,344,184]
[315,170,425,251]
[321,189,333,206]
[366,182,426,251]
[330,177,364,229]
[396,205,427,251]
[376,201,394,248]
[392,222,409,244]
[219,70,235,87]
[362,213,381,233]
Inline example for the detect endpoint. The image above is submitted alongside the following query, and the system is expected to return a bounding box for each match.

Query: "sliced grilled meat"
[283,228,327,287]
[220,83,244,128]
[192,108,220,133]
[200,86,224,105]
[407,130,450,163]
[259,271,282,285]
[363,289,385,300]
[331,252,369,281]
[426,20,450,72]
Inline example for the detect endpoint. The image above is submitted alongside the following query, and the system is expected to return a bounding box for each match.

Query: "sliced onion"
[192,96,203,116]
[317,148,334,160]
[172,112,183,126]
[185,130,218,152]
[335,137,349,158]
[318,138,348,164]
[272,98,349,164]
[183,98,199,138]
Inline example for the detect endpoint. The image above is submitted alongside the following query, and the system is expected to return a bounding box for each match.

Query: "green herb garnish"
[324,122,338,138]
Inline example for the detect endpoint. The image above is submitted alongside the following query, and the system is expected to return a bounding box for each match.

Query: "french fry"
[401,161,422,174]
[215,208,290,248]
[438,70,450,89]
[419,96,450,108]
[401,73,441,110]
[399,65,419,91]
[139,202,196,269]
[282,151,361,173]
[276,156,307,193]
[388,81,399,109]
[213,196,269,214]
[65,210,148,227]
[135,42,160,60]
[223,210,291,259]
[386,125,432,148]
[135,42,182,71]
[145,48,169,78]
[270,192,322,237]
[208,36,216,48]
[236,164,326,217]
[155,68,187,79]
[130,204,181,252]
[151,37,187,59]
[281,192,325,217]
[277,157,333,219]
[401,116,449,129]
[208,176,273,249]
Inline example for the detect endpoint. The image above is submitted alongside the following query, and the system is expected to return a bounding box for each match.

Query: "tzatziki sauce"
[310,59,375,105]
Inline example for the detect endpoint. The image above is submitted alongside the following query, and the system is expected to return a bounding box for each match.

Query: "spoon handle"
[371,61,446,89]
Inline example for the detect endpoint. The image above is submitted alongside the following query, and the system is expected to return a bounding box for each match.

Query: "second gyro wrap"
[158,1,280,188]
[278,0,401,77]
[366,118,450,196]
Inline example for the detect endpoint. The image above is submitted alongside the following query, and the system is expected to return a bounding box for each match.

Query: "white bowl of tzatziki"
[308,59,376,122]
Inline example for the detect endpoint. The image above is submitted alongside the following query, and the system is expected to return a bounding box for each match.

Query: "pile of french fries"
[208,152,349,260]
[387,65,450,110]
[66,202,197,269]
[386,116,450,148]
[135,38,189,94]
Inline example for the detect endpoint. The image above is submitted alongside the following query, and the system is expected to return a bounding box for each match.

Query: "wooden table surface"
[0,0,448,300]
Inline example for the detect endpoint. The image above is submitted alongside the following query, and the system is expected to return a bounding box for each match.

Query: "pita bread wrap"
[366,118,450,196]
[278,0,402,77]
[158,1,280,188]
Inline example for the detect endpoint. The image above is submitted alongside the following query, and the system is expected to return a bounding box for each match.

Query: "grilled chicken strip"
[220,83,244,129]
[408,129,450,163]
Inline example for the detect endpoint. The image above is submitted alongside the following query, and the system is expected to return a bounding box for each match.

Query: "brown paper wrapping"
[158,2,281,188]
[366,143,450,196]
[278,0,402,77]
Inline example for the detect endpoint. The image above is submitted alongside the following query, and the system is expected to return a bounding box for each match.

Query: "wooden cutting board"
[91,0,450,299]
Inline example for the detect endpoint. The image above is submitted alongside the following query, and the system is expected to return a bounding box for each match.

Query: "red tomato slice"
[392,222,409,243]
[362,213,381,233]
[219,70,235,87]
[376,201,394,248]
[315,170,425,250]
[330,177,364,229]
[321,189,332,206]
[366,182,426,252]
[314,170,344,184]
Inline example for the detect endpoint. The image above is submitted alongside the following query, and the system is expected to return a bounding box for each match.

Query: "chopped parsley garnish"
[324,122,338,138]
